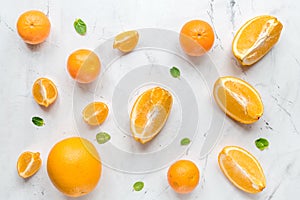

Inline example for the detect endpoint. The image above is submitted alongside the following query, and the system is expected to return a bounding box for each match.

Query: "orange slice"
[113,30,139,53]
[32,77,58,107]
[130,87,173,144]
[82,102,109,126]
[218,146,266,193]
[232,15,283,66]
[213,76,263,124]
[17,151,42,178]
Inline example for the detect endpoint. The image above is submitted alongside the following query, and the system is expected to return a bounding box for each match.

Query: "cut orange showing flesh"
[113,30,139,53]
[32,78,58,107]
[17,151,42,178]
[130,87,173,144]
[82,102,109,126]
[218,146,266,193]
[213,76,263,124]
[232,15,283,66]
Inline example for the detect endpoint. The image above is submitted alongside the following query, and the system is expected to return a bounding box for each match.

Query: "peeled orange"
[82,102,109,126]
[232,15,283,66]
[17,151,42,178]
[113,30,139,53]
[32,77,58,107]
[130,87,173,144]
[218,146,266,193]
[213,76,263,124]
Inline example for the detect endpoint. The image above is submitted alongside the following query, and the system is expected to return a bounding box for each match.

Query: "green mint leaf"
[74,18,87,35]
[181,138,191,146]
[170,66,180,78]
[133,181,144,191]
[32,116,44,127]
[255,138,269,150]
[96,132,111,144]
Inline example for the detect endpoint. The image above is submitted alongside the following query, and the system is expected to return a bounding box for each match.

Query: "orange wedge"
[17,151,42,178]
[232,15,283,66]
[82,102,109,126]
[32,77,58,107]
[113,30,139,53]
[130,87,173,144]
[213,76,263,124]
[218,146,266,193]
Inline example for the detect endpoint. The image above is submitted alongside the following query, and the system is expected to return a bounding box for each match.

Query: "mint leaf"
[170,66,180,78]
[96,132,111,144]
[32,116,44,127]
[181,138,190,146]
[74,18,87,35]
[133,181,144,191]
[255,138,269,150]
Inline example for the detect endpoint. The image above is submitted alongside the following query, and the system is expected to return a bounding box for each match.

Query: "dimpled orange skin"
[47,137,102,197]
[67,49,101,83]
[167,160,200,194]
[17,10,51,44]
[180,20,215,56]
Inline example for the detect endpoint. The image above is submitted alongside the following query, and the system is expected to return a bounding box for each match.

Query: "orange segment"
[130,87,173,144]
[17,151,42,178]
[113,30,139,53]
[213,76,263,124]
[82,102,109,126]
[218,146,266,193]
[32,77,58,107]
[232,15,283,66]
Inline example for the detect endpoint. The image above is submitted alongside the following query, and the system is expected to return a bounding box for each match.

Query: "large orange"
[180,20,215,56]
[167,160,200,194]
[67,49,101,83]
[17,10,51,45]
[47,137,102,197]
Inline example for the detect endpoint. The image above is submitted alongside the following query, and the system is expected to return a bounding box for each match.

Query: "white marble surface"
[1,0,300,199]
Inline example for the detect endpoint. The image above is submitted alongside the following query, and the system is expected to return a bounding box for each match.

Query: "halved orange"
[113,30,139,53]
[32,77,58,107]
[218,146,266,193]
[82,102,109,126]
[130,87,173,144]
[232,15,283,66]
[213,76,263,124]
[17,151,42,178]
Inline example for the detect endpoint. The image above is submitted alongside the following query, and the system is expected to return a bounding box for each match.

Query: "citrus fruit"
[32,77,58,107]
[130,87,173,144]
[218,146,266,193]
[17,151,42,178]
[179,20,215,56]
[16,10,51,45]
[213,76,263,124]
[167,160,200,194]
[67,49,101,83]
[232,15,283,66]
[47,137,102,197]
[113,30,139,53]
[82,102,109,126]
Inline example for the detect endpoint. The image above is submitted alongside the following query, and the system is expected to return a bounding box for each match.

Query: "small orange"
[17,151,42,178]
[17,10,51,44]
[130,87,173,144]
[82,102,109,126]
[180,20,215,56]
[213,76,263,124]
[32,77,58,107]
[67,49,101,83]
[47,137,102,197]
[167,160,200,194]
[218,146,266,193]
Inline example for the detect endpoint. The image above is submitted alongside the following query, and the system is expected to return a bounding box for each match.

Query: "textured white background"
[1,0,300,199]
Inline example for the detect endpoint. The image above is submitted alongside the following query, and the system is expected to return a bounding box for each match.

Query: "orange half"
[17,151,42,178]
[32,77,58,107]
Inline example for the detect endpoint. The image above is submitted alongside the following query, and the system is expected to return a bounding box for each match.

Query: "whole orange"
[47,137,102,197]
[167,160,200,194]
[179,20,214,56]
[16,10,51,44]
[67,49,101,83]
